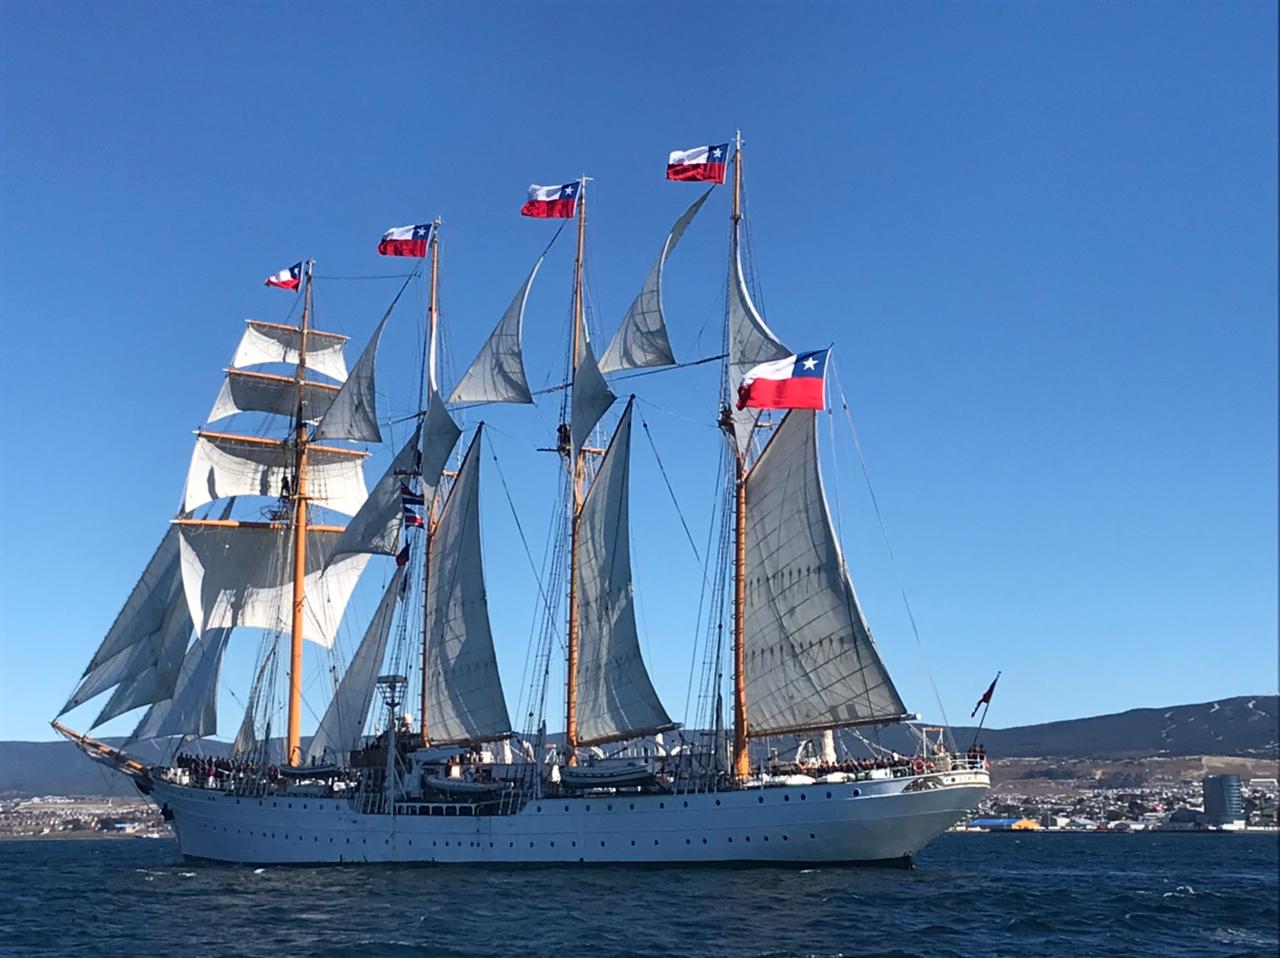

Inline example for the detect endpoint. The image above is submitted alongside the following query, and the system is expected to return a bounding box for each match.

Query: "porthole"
[653,839,659,846]
[728,837,733,843]
[784,795,790,802]
[809,833,816,839]
[826,792,832,799]
[853,789,861,797]
[629,803,635,810]
[564,805,569,812]
[715,799,721,806]
[536,805,542,812]
[800,794,806,801]
[659,802,665,808]
[701,838,707,844]
[630,840,636,846]
[757,796,763,804]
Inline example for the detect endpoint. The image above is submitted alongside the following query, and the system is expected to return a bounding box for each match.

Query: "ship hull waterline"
[147,771,988,866]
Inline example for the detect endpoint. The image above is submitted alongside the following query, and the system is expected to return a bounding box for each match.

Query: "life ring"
[911,758,926,775]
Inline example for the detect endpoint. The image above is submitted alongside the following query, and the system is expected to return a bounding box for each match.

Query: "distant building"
[1203,775,1245,827]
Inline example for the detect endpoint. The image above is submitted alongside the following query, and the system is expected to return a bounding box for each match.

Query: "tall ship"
[53,137,989,865]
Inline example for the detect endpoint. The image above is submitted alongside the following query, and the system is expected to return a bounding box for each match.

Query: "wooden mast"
[286,260,314,767]
[731,133,751,779]
[565,177,587,765]
[421,221,441,746]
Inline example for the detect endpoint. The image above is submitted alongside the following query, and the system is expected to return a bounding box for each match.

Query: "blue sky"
[1,2,1275,743]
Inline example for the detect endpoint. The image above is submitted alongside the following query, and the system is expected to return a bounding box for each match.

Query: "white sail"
[60,528,192,720]
[423,428,511,744]
[305,566,406,764]
[329,423,421,562]
[570,340,616,458]
[231,320,349,383]
[449,258,542,405]
[600,189,711,374]
[727,226,790,454]
[231,650,274,757]
[419,389,463,503]
[128,629,233,743]
[743,410,908,734]
[183,432,368,517]
[312,316,387,443]
[208,371,339,423]
[574,401,674,745]
[178,525,369,649]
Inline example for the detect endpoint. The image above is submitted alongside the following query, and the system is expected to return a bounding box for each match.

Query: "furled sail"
[178,525,369,648]
[423,427,511,744]
[305,566,406,763]
[128,629,233,743]
[574,401,674,745]
[312,316,387,443]
[183,432,368,517]
[570,340,616,458]
[231,320,349,383]
[449,258,543,405]
[59,527,193,723]
[727,226,790,455]
[600,189,711,374]
[208,370,339,423]
[743,410,908,734]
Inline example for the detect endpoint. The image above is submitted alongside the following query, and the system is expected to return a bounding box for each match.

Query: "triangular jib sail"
[423,427,512,744]
[59,527,193,728]
[600,189,711,374]
[573,400,674,745]
[743,410,908,735]
[305,566,407,764]
[449,257,544,405]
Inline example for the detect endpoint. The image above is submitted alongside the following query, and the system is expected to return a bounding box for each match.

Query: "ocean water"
[0,833,1276,958]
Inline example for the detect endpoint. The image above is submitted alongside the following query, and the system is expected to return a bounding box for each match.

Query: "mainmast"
[421,220,441,746]
[730,132,751,780]
[565,176,588,764]
[287,259,315,767]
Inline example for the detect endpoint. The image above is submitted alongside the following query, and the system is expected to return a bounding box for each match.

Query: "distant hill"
[3,695,1274,798]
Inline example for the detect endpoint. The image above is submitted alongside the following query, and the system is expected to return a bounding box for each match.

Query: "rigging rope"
[828,363,956,743]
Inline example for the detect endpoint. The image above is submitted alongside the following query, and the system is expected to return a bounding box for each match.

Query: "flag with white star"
[667,143,729,183]
[521,181,580,218]
[736,348,830,410]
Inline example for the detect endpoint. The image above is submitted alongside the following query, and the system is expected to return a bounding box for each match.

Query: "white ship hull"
[151,769,988,865]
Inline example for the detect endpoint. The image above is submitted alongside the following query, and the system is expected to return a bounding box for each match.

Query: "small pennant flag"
[264,262,302,291]
[521,182,579,219]
[736,348,830,411]
[970,673,1000,718]
[378,223,434,258]
[402,483,425,528]
[667,143,729,183]
[395,543,411,568]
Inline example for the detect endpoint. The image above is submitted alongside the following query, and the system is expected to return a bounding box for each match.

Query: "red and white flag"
[264,262,302,291]
[736,348,830,410]
[521,182,580,218]
[970,673,1000,718]
[378,223,434,257]
[667,143,729,183]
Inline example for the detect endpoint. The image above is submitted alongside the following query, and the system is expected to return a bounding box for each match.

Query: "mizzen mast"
[728,133,753,780]
[565,176,588,764]
[287,259,315,767]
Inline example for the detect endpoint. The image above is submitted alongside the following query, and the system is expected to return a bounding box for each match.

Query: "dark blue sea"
[1,833,1276,958]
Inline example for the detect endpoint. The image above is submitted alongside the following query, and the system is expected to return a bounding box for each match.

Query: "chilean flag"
[378,222,434,258]
[667,144,729,183]
[264,262,302,291]
[737,349,830,410]
[521,182,579,218]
